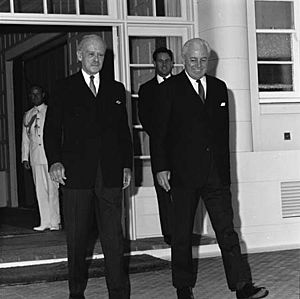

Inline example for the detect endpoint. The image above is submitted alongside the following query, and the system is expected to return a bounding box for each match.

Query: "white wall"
[197,0,300,251]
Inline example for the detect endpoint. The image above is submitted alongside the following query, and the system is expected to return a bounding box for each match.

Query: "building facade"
[0,0,299,251]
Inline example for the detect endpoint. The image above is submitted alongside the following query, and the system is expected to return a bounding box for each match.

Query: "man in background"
[138,47,174,245]
[22,84,61,231]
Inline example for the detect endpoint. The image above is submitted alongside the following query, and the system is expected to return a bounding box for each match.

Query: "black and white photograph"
[0,1,299,298]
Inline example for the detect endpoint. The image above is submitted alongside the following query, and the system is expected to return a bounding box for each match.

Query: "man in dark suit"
[150,38,268,299]
[44,34,132,299]
[138,47,174,245]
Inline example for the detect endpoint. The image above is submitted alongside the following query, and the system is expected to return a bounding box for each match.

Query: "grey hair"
[182,38,211,58]
[77,34,107,52]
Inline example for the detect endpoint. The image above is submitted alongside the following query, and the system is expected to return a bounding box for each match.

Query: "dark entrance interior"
[0,25,113,231]
[14,34,67,209]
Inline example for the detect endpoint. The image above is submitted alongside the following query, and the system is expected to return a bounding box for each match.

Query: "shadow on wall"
[208,48,248,250]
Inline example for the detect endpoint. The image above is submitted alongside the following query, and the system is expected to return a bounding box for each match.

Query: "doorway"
[14,35,67,208]
[2,25,114,231]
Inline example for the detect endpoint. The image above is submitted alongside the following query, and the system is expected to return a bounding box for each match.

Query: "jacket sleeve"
[43,81,64,169]
[117,83,133,170]
[21,112,30,162]
[138,84,152,135]
[215,80,231,185]
[149,82,172,174]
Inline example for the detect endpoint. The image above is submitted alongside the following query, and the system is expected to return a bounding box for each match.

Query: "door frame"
[6,32,63,207]
[5,26,123,208]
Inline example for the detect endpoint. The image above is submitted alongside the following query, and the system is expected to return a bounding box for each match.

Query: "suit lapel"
[180,71,204,105]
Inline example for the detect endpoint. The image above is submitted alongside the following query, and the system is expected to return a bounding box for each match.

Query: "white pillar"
[197,0,253,153]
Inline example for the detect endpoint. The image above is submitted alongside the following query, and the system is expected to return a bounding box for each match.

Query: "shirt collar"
[82,69,100,79]
[157,74,171,84]
[185,71,207,97]
[185,71,206,85]
[34,103,46,112]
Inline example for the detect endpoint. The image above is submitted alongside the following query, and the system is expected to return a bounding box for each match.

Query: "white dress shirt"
[82,69,100,94]
[185,71,207,99]
[157,74,172,84]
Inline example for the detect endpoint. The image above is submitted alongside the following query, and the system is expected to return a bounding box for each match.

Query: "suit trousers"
[153,173,173,239]
[171,159,250,291]
[31,164,60,227]
[62,165,129,299]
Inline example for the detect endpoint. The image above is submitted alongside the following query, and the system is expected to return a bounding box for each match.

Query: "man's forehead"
[30,87,42,93]
[157,52,171,59]
[83,40,105,51]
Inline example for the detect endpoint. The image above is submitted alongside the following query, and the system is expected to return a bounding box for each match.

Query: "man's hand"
[123,168,131,189]
[23,161,31,170]
[49,162,66,185]
[156,171,171,192]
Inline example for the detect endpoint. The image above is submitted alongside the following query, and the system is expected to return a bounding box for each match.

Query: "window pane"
[127,0,181,17]
[131,67,155,95]
[47,0,76,14]
[14,0,43,13]
[129,36,182,64]
[257,33,291,61]
[128,0,153,16]
[157,0,181,17]
[132,97,140,125]
[255,1,294,29]
[0,0,10,12]
[79,0,108,15]
[130,36,167,64]
[258,64,293,91]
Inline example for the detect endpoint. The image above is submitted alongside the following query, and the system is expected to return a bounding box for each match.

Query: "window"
[0,0,10,12]
[255,0,299,98]
[0,0,108,15]
[128,27,188,187]
[127,0,181,17]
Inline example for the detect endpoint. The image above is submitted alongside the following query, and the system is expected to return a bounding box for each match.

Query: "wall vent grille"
[281,181,300,218]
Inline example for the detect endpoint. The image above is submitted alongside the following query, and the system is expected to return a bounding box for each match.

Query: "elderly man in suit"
[150,38,268,299]
[138,47,174,245]
[22,85,60,231]
[44,34,132,299]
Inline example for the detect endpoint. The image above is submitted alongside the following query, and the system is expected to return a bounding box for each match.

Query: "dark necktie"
[89,75,97,97]
[196,79,205,103]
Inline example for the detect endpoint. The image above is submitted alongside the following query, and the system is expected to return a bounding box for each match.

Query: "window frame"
[249,0,300,103]
[125,0,192,22]
[0,0,120,20]
[126,26,190,161]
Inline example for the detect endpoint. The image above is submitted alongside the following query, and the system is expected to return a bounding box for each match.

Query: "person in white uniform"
[21,85,61,231]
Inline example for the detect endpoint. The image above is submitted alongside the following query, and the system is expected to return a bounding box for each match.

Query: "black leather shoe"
[176,287,194,299]
[236,283,269,299]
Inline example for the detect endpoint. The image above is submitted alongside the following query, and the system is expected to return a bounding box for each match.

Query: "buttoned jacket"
[44,71,133,189]
[150,71,231,187]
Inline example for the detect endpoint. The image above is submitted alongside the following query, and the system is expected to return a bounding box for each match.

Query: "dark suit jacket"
[150,70,231,188]
[44,71,133,189]
[138,76,159,136]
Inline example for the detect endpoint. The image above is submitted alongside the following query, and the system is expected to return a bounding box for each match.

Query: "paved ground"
[2,249,299,299]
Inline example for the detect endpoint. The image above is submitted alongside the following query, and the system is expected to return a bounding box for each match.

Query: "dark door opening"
[0,25,113,231]
[14,36,67,208]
